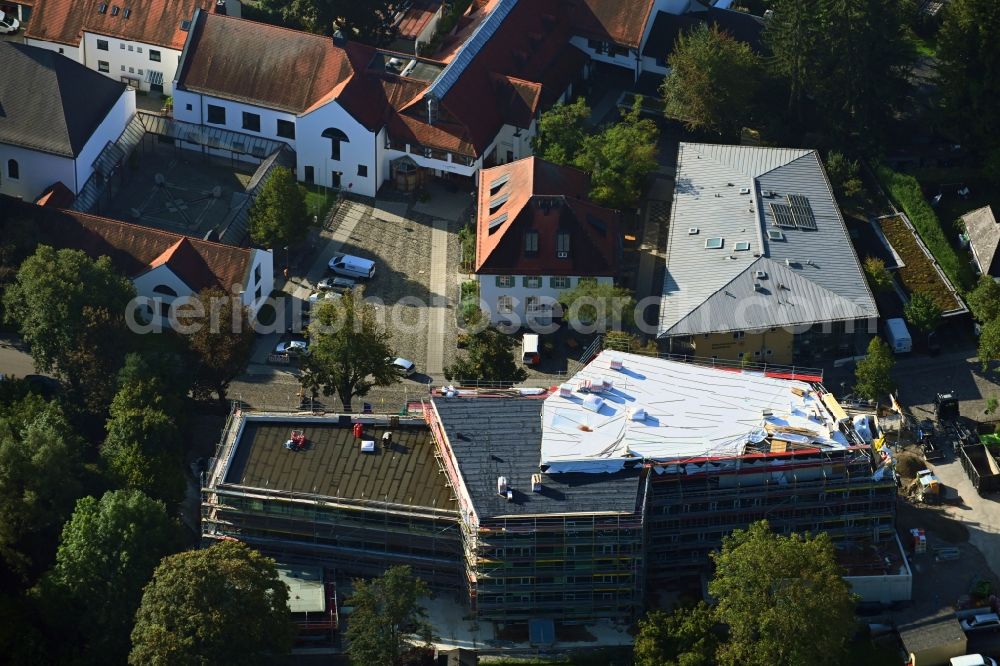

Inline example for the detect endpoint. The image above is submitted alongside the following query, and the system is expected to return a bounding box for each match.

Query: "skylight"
[705,237,724,250]
[734,241,751,251]
[767,229,784,241]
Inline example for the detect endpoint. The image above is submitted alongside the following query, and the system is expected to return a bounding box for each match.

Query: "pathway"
[426,218,450,376]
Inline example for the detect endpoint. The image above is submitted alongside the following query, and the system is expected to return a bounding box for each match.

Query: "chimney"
[426,96,438,125]
[332,29,347,47]
[214,0,226,14]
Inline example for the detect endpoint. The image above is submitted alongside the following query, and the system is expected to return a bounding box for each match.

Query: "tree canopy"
[634,602,718,666]
[662,24,762,136]
[299,289,398,410]
[574,100,659,208]
[181,288,257,402]
[37,490,178,664]
[346,565,432,666]
[904,291,943,334]
[445,327,528,385]
[967,275,1000,324]
[557,279,636,332]
[854,336,896,403]
[863,257,894,293]
[709,521,856,666]
[249,166,310,250]
[532,97,591,166]
[3,246,135,412]
[978,317,1000,372]
[130,541,294,665]
[257,0,395,43]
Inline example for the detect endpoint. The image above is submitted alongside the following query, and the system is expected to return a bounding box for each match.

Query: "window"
[550,276,570,289]
[497,295,513,313]
[97,39,109,50]
[7,159,19,180]
[152,284,177,297]
[185,103,192,111]
[128,67,134,73]
[242,112,260,132]
[524,230,538,255]
[127,45,133,51]
[556,232,570,256]
[254,286,262,301]
[733,331,745,340]
[357,165,367,177]
[495,275,514,288]
[523,276,542,289]
[304,166,314,184]
[206,104,226,125]
[322,127,349,160]
[137,47,142,53]
[120,65,125,71]
[254,265,262,284]
[149,49,161,62]
[526,296,541,312]
[120,43,125,49]
[98,60,109,73]
[276,119,295,139]
[138,69,143,75]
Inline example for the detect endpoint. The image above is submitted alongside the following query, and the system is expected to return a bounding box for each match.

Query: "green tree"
[3,246,135,412]
[532,97,591,166]
[36,490,178,665]
[258,0,395,43]
[557,279,636,331]
[662,24,762,136]
[0,398,85,578]
[444,327,528,385]
[978,317,1000,372]
[300,288,398,410]
[130,541,294,665]
[181,288,256,402]
[863,257,894,293]
[967,275,1000,324]
[825,151,864,201]
[710,521,856,666]
[904,291,943,334]
[763,0,826,121]
[936,0,1000,155]
[854,336,896,404]
[575,100,659,208]
[346,565,432,666]
[249,166,309,249]
[634,603,718,666]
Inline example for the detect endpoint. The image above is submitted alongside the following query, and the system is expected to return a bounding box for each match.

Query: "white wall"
[0,143,76,200]
[241,249,274,316]
[485,121,536,166]
[415,4,443,50]
[570,36,640,74]
[297,99,379,197]
[133,264,192,329]
[23,38,82,62]
[174,91,298,148]
[478,274,614,325]
[81,32,182,94]
[74,87,136,192]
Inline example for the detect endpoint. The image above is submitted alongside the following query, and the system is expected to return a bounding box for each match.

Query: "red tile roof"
[5,197,254,293]
[568,0,656,48]
[25,0,213,49]
[475,157,620,277]
[396,0,441,40]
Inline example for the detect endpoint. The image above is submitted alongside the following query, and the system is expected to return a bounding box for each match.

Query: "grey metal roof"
[424,0,519,101]
[962,205,999,276]
[431,397,644,520]
[0,42,128,158]
[658,144,878,337]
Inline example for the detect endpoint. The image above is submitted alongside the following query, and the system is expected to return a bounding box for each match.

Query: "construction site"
[201,350,908,634]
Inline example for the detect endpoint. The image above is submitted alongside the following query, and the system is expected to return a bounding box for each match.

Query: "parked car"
[960,613,1000,633]
[0,11,20,34]
[327,254,375,279]
[308,291,341,304]
[275,340,308,356]
[389,357,416,376]
[317,276,356,293]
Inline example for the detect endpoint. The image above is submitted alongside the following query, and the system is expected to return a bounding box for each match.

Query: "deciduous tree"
[444,327,527,385]
[634,603,718,666]
[662,24,762,136]
[249,166,309,249]
[532,97,591,166]
[854,336,895,403]
[299,289,398,410]
[130,541,294,665]
[557,279,636,331]
[904,291,943,334]
[978,317,1000,372]
[346,565,432,666]
[182,288,256,402]
[763,0,826,121]
[967,275,1000,324]
[574,101,659,208]
[863,257,894,293]
[258,0,395,43]
[709,521,856,666]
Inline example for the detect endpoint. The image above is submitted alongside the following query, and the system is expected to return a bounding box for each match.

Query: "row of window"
[495,276,573,289]
[95,39,160,61]
[205,104,296,140]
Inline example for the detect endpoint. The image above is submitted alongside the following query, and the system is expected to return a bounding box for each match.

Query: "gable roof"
[24,0,213,49]
[0,42,128,158]
[658,143,878,337]
[962,206,1000,277]
[2,196,254,292]
[641,7,765,59]
[475,157,620,276]
[567,0,656,48]
[35,182,77,208]
[177,12,361,114]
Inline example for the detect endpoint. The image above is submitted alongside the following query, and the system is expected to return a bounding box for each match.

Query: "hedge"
[875,165,976,292]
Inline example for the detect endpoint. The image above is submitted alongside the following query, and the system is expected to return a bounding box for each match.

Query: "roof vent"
[214,0,227,14]
[785,258,794,266]
[558,383,573,398]
[631,406,647,421]
[609,355,623,371]
[599,376,614,392]
[754,282,765,292]
[426,96,438,125]
[531,473,542,492]
[740,187,751,195]
[688,227,699,235]
[582,394,604,413]
[755,270,767,279]
[180,18,191,30]
[506,489,514,501]
[360,440,375,453]
[497,476,509,495]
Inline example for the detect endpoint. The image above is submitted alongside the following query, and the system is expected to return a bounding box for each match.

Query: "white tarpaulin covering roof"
[540,351,849,473]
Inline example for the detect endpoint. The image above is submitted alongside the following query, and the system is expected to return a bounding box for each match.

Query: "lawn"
[878,215,963,312]
[910,33,937,58]
[301,185,339,225]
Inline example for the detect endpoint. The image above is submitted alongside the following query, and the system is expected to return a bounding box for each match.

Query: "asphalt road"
[0,334,36,378]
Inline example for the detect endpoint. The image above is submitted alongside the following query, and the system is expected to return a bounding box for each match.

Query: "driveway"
[0,334,35,378]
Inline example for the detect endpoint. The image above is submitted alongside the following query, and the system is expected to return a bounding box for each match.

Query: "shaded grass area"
[302,185,338,224]
[910,33,937,58]
[878,215,962,312]
[876,165,976,292]
[458,223,476,271]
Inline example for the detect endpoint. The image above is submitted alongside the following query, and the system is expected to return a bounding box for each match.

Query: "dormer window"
[98,2,107,12]
[111,5,119,16]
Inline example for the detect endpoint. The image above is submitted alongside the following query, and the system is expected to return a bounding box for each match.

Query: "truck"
[916,469,942,503]
[884,317,913,354]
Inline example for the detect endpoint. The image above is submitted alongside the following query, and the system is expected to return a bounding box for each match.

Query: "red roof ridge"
[202,11,341,44]
[148,237,189,269]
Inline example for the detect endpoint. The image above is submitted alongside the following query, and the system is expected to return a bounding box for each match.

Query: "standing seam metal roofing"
[658,144,878,337]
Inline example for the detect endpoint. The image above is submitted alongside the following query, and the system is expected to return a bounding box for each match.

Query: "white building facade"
[479,274,614,327]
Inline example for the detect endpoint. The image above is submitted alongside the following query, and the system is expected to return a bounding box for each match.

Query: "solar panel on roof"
[770,203,796,228]
[787,194,817,230]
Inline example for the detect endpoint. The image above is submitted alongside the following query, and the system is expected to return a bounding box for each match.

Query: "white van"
[951,655,998,666]
[884,317,912,354]
[522,333,540,365]
[328,254,375,279]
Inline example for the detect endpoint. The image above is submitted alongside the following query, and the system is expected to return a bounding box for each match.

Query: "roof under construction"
[540,350,854,473]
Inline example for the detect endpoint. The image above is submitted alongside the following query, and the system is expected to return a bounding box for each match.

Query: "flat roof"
[223,418,456,512]
[431,398,643,520]
[540,351,851,473]
[277,564,325,614]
